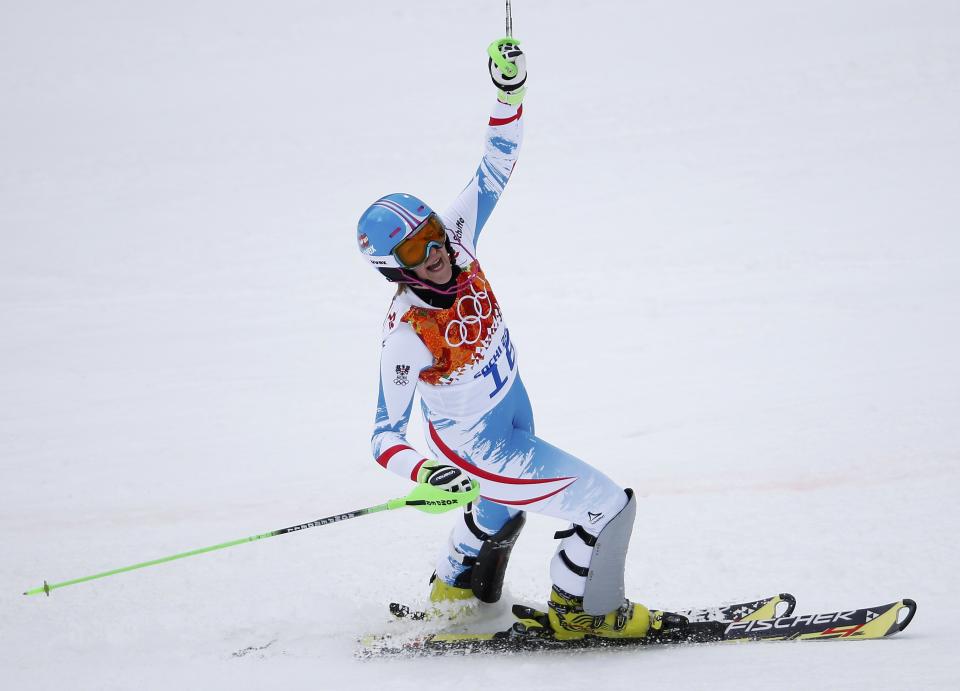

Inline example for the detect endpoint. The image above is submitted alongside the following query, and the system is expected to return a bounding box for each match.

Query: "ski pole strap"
[396,480,480,515]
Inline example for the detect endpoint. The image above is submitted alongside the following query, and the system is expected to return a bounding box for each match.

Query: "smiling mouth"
[425,256,444,272]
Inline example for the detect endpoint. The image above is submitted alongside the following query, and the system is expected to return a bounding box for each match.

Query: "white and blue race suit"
[370,99,629,596]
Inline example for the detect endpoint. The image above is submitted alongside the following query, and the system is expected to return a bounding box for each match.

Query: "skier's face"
[409,244,453,284]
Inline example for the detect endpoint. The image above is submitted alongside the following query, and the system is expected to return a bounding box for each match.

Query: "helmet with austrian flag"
[357,193,439,282]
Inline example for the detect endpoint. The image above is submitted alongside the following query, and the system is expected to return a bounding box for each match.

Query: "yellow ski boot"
[427,573,478,620]
[546,585,652,640]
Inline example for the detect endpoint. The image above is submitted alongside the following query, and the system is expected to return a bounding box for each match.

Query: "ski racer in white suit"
[356,39,655,639]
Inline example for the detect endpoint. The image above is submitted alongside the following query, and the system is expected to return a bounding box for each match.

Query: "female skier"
[356,39,656,640]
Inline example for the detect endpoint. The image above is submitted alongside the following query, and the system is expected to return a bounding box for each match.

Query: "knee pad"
[554,488,636,615]
[462,509,526,603]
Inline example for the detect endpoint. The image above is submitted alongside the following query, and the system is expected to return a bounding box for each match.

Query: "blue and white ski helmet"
[356,193,438,281]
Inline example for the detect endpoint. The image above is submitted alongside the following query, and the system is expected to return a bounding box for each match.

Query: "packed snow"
[2,1,958,688]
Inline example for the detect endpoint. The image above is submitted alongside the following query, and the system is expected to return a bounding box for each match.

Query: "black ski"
[388,592,795,624]
[361,596,915,658]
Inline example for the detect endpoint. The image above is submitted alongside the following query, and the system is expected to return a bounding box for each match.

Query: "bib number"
[475,328,517,398]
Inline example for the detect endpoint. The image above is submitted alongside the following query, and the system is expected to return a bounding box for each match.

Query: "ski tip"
[897,599,917,633]
[389,602,428,620]
[777,593,797,617]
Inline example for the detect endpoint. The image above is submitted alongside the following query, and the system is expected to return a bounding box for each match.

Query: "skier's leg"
[431,497,524,603]
[427,378,652,637]
[423,392,531,604]
[508,441,652,639]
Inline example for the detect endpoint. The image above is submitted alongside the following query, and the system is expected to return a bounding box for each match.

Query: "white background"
[2,0,958,688]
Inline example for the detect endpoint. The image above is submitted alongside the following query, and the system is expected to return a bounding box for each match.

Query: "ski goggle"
[392,213,448,268]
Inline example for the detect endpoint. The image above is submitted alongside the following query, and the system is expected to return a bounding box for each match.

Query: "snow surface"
[2,1,959,688]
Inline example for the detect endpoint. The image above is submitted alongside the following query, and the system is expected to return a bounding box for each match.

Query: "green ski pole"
[23,480,480,597]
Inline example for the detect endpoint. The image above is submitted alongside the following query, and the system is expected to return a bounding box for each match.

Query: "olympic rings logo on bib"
[444,279,494,347]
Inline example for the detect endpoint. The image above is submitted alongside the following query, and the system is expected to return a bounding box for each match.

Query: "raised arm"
[441,39,527,251]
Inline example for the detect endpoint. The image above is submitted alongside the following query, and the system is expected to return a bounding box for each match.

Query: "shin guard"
[582,489,636,615]
[470,511,526,603]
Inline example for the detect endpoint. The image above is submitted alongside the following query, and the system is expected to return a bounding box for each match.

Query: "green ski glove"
[488,38,527,106]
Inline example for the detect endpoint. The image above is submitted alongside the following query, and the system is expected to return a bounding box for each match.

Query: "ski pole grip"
[399,480,480,515]
[488,38,520,79]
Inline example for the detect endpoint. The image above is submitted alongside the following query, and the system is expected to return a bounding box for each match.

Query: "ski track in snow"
[2,1,958,689]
